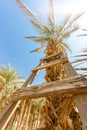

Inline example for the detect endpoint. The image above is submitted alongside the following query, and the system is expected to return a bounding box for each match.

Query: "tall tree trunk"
[43,39,82,130]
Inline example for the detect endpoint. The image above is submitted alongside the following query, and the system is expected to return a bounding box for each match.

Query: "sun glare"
[54,0,87,15]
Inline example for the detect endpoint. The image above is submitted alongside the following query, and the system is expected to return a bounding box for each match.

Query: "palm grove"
[0,0,84,130]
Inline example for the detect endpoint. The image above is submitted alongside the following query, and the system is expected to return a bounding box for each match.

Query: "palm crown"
[16,0,83,53]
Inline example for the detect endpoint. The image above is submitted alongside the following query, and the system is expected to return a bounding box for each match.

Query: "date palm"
[16,0,83,129]
[0,64,24,112]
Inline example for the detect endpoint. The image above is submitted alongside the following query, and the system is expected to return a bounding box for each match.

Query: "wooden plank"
[40,52,62,62]
[74,94,87,130]
[64,62,77,77]
[64,62,87,130]
[10,76,87,102]
[32,57,68,72]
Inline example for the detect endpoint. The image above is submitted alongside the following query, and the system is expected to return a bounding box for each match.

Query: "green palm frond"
[17,0,83,53]
[59,25,79,40]
[0,75,6,84]
[61,42,72,53]
[0,64,23,86]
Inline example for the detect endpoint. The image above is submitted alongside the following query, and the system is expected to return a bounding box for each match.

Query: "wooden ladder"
[0,52,87,130]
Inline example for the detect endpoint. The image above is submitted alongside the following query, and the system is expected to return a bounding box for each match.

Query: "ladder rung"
[40,52,63,62]
[32,57,68,72]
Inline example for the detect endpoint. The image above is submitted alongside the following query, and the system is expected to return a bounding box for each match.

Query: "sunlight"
[54,0,87,15]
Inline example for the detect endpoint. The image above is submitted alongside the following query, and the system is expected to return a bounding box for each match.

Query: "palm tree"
[0,64,24,112]
[16,0,83,129]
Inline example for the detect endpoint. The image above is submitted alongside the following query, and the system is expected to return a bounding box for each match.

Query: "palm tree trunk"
[43,39,82,130]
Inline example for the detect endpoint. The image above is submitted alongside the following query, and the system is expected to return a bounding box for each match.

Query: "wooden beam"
[40,52,62,62]
[32,57,68,72]
[10,76,87,102]
[64,62,87,130]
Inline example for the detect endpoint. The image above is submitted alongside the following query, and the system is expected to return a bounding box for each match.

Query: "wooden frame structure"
[0,53,87,130]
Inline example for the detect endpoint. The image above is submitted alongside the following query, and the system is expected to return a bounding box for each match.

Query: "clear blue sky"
[0,0,87,84]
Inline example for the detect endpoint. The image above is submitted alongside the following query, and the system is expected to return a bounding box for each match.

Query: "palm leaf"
[61,42,72,53]
[59,25,79,40]
[58,14,72,35]
[30,44,44,53]
[48,0,55,32]
[16,0,44,26]
[30,20,52,36]
[72,58,87,64]
[74,54,87,57]
[60,13,83,35]
[62,14,72,29]
[75,68,87,71]
[30,20,43,31]
[25,36,50,43]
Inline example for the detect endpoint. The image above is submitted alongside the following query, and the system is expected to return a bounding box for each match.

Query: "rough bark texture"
[43,39,82,130]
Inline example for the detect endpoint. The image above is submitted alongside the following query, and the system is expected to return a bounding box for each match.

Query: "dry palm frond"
[16,0,83,54]
[64,12,84,31]
[16,0,44,27]
[75,67,87,71]
[25,36,50,43]
[58,25,79,40]
[62,14,72,29]
[78,29,87,36]
[58,13,83,38]
[74,54,87,57]
[72,58,87,64]
[78,34,87,36]
[30,45,43,53]
[48,0,55,30]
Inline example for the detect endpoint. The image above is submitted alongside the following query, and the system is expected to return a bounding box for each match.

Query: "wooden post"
[64,62,87,130]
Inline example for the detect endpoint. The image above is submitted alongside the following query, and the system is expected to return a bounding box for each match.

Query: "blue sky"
[0,0,87,84]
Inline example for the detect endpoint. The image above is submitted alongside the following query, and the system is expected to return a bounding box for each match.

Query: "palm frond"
[73,54,87,57]
[78,29,87,36]
[48,0,55,32]
[62,14,72,28]
[42,25,52,35]
[78,34,87,36]
[30,20,43,31]
[82,29,87,31]
[58,14,72,35]
[30,44,44,53]
[61,42,72,53]
[83,48,87,53]
[25,36,50,43]
[59,25,79,40]
[61,13,83,34]
[72,58,87,64]
[75,68,87,71]
[16,0,43,26]
[30,20,52,36]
